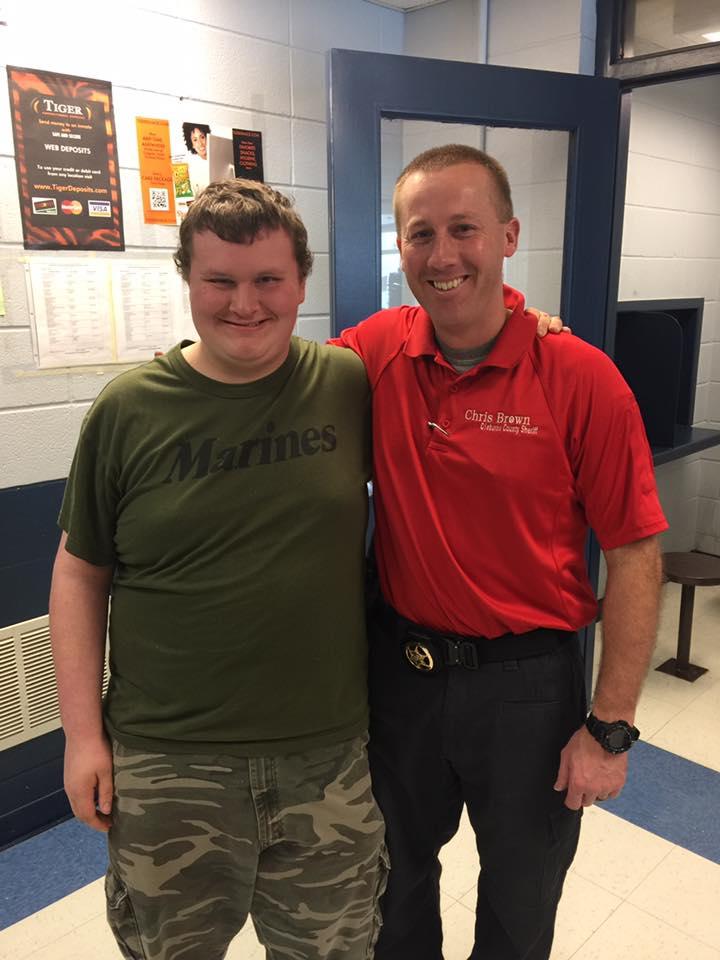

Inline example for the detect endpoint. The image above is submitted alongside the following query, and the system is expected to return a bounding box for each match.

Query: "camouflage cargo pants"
[106,735,388,960]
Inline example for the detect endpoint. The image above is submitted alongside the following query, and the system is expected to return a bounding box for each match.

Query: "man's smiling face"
[395,162,519,342]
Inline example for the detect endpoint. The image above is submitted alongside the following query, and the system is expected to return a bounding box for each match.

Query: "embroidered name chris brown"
[163,421,337,483]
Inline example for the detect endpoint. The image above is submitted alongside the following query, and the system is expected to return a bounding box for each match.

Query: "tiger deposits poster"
[7,65,124,250]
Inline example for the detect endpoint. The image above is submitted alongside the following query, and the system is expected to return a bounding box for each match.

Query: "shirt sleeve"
[328,309,409,389]
[58,397,121,566]
[327,322,366,356]
[568,360,668,551]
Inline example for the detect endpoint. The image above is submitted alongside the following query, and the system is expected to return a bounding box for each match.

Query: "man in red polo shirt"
[334,144,667,960]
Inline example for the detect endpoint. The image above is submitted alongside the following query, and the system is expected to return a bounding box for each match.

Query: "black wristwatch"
[585,713,640,754]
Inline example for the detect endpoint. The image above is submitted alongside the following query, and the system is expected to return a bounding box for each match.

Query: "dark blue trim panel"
[0,480,67,847]
[0,730,69,850]
[0,479,65,626]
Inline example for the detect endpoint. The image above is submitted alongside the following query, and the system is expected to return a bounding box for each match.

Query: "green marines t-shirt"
[59,339,372,755]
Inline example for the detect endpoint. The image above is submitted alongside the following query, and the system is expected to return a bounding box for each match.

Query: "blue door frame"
[327,48,620,346]
[327,48,622,690]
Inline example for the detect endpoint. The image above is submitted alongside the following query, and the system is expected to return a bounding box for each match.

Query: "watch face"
[606,727,631,751]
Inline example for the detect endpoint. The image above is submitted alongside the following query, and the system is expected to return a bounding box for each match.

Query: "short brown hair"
[174,179,314,280]
[394,144,514,225]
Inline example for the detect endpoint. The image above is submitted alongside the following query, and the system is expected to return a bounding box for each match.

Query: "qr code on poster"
[149,188,169,211]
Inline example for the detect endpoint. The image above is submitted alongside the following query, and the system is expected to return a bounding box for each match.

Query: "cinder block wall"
[0,0,404,491]
[620,80,720,553]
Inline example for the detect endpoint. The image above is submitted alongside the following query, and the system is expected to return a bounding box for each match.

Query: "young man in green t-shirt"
[50,180,384,960]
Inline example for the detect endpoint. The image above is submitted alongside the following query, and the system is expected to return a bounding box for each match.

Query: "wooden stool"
[656,551,720,682]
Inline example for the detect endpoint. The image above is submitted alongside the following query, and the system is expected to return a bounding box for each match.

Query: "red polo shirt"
[333,285,667,638]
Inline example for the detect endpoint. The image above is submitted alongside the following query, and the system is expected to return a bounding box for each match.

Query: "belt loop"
[461,642,479,670]
[444,638,460,667]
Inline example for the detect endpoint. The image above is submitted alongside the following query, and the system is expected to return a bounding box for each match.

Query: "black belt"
[378,603,575,674]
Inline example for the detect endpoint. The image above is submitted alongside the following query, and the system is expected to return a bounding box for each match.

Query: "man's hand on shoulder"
[554,725,627,810]
[64,733,114,832]
[528,307,571,337]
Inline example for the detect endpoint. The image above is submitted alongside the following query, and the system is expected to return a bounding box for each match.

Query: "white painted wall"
[403,0,480,63]
[0,0,404,489]
[620,77,720,554]
[484,0,593,316]
[487,0,596,74]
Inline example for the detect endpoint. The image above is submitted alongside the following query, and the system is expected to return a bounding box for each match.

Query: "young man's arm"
[50,532,114,832]
[554,534,662,809]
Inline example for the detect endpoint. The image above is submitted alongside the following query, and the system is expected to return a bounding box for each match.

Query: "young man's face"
[186,229,306,383]
[190,127,207,159]
[395,163,519,340]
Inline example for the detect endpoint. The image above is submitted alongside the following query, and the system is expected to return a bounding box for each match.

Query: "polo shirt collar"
[403,284,536,371]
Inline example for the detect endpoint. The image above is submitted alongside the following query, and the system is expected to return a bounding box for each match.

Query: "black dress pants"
[368,614,586,960]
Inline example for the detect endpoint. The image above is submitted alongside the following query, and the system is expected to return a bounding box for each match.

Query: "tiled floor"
[1,581,719,960]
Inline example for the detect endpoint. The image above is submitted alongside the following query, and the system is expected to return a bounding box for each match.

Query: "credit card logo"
[61,199,83,215]
[88,200,112,217]
[32,197,58,215]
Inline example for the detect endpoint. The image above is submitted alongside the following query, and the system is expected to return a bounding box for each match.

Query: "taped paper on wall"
[26,258,188,367]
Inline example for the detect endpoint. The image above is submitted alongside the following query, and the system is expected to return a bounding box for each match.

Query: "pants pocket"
[366,843,391,956]
[105,868,147,960]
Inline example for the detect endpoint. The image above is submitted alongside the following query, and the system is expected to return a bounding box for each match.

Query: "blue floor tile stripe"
[603,740,720,865]
[2,741,719,931]
[0,818,106,930]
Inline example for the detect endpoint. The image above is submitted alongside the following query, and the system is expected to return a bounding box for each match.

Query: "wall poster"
[233,128,264,182]
[136,117,176,225]
[7,65,124,251]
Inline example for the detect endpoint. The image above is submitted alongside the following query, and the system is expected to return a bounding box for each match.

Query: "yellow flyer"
[136,117,176,225]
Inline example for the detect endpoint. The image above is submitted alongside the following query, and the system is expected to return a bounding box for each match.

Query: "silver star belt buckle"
[404,639,437,673]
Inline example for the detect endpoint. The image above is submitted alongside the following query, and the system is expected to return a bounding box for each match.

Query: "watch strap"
[585,712,640,754]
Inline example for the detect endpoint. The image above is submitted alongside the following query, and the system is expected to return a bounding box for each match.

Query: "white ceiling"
[631,0,720,52]
[367,0,451,11]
